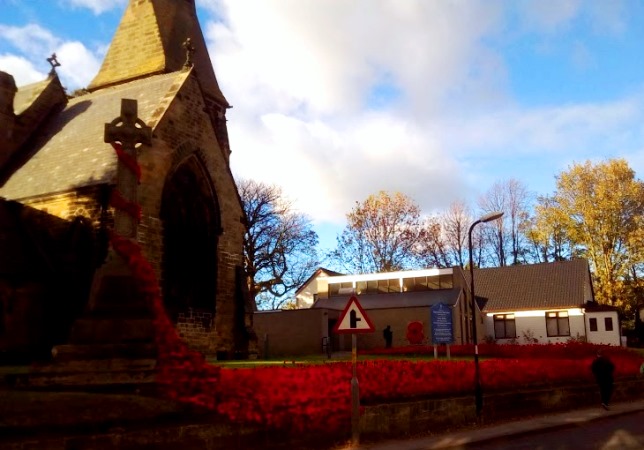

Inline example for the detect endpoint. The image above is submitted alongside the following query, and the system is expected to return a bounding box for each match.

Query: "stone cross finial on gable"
[183,38,195,68]
[105,98,152,239]
[47,53,61,76]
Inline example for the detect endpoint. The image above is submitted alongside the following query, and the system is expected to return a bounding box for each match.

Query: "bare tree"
[330,191,428,273]
[478,179,532,266]
[238,179,319,310]
[506,179,532,264]
[414,215,453,269]
[441,200,471,267]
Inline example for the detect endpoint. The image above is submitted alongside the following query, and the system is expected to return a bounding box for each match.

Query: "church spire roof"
[88,0,228,106]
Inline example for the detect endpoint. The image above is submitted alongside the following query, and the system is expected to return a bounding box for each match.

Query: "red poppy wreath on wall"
[406,321,425,345]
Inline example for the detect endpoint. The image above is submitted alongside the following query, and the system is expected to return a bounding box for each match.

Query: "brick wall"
[22,186,107,228]
[140,72,247,357]
[10,70,248,359]
[137,215,163,280]
[254,309,331,357]
[254,305,471,356]
[361,378,644,439]
[176,309,213,354]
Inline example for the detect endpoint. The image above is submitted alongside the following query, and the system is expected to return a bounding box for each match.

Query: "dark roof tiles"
[470,259,592,312]
[0,71,187,200]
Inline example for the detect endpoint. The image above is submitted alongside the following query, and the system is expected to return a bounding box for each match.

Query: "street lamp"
[468,211,504,417]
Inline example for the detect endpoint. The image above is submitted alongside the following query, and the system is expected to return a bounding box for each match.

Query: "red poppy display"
[107,142,644,435]
[406,321,425,344]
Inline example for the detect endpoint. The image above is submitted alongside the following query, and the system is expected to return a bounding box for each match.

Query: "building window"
[604,317,614,331]
[328,282,353,297]
[402,274,454,292]
[493,314,516,339]
[546,311,570,337]
[375,278,399,293]
[402,277,416,292]
[439,274,453,289]
[589,317,598,332]
[427,276,440,290]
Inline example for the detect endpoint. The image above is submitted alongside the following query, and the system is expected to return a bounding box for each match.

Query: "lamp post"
[468,211,504,417]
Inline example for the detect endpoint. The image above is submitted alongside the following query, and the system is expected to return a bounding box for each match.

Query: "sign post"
[431,303,454,359]
[333,295,375,447]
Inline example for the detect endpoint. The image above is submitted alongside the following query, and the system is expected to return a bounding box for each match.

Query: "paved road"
[469,410,644,450]
[352,400,644,450]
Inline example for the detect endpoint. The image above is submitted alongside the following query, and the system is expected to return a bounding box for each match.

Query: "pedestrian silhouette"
[383,325,393,348]
[591,349,615,410]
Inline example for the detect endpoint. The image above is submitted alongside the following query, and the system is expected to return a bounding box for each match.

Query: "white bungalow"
[472,259,621,346]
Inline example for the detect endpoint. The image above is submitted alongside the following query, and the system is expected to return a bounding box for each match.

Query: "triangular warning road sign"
[333,295,375,334]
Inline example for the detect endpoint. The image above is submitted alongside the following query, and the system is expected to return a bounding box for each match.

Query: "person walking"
[591,350,615,410]
[383,325,393,348]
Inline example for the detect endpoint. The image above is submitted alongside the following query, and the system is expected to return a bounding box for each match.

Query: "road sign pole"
[332,294,373,447]
[351,333,359,446]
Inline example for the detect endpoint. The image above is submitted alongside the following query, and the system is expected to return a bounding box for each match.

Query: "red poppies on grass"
[107,149,643,435]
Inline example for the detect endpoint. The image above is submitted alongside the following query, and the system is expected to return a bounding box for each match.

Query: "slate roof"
[470,259,593,312]
[295,267,345,296]
[13,77,52,115]
[311,288,462,311]
[0,71,189,200]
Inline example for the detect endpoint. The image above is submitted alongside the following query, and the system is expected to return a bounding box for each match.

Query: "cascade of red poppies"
[108,142,221,409]
[103,140,644,433]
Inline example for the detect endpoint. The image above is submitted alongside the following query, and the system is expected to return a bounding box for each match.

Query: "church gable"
[0,0,253,361]
[0,72,67,173]
[0,71,189,201]
[88,0,228,108]
[136,69,245,275]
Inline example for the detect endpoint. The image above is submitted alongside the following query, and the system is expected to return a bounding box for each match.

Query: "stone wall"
[176,309,214,354]
[2,378,642,449]
[360,377,644,439]
[22,186,108,228]
[140,72,247,357]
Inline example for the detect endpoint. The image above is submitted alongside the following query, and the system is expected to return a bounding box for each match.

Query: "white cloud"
[441,98,641,157]
[56,41,101,88]
[200,0,644,235]
[587,0,627,35]
[208,0,507,226]
[62,0,127,15]
[0,54,46,86]
[229,110,468,224]
[2,0,642,245]
[0,24,59,55]
[207,0,504,117]
[518,0,582,32]
[0,23,101,90]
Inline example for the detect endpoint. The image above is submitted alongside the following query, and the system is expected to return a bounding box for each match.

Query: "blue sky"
[2,0,644,252]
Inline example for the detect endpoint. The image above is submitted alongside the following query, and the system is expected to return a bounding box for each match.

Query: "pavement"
[347,399,644,450]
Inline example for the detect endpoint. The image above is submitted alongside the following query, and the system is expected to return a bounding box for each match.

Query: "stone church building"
[0,0,254,362]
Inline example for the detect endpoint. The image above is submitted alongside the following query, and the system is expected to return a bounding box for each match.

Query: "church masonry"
[0,0,254,361]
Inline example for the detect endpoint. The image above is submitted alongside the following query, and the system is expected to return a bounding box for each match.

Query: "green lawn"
[208,352,472,368]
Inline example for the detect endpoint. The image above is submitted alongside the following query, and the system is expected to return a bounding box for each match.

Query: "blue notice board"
[431,303,454,344]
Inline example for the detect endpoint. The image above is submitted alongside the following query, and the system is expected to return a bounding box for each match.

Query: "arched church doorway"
[160,155,220,323]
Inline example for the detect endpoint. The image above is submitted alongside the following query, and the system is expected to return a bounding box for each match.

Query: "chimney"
[0,72,17,150]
